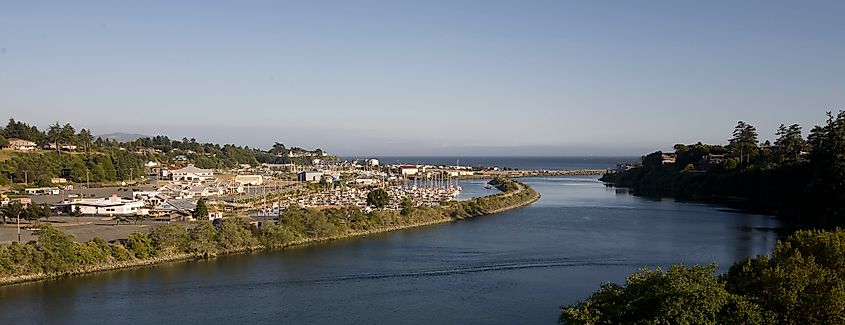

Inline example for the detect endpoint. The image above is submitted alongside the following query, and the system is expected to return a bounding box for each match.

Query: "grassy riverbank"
[0,178,539,286]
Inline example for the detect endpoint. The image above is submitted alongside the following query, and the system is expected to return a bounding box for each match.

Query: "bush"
[565,229,845,324]
[560,264,761,324]
[126,232,154,259]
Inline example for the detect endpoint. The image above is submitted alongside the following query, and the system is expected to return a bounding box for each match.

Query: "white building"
[45,143,78,151]
[399,165,419,176]
[367,159,380,166]
[171,164,214,181]
[298,171,324,183]
[235,174,264,186]
[7,138,37,151]
[60,195,147,216]
[25,187,61,195]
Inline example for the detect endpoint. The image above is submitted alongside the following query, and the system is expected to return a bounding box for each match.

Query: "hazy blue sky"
[1,1,842,156]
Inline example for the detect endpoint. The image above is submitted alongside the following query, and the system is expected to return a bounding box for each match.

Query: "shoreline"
[0,181,540,287]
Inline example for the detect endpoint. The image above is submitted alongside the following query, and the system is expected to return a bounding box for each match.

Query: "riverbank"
[0,179,540,286]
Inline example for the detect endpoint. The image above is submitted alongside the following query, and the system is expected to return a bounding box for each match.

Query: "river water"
[0,176,781,324]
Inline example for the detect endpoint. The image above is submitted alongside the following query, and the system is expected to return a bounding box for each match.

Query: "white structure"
[399,165,419,176]
[298,171,324,183]
[661,153,677,164]
[367,159,379,166]
[25,187,60,195]
[7,138,37,151]
[61,195,147,215]
[45,143,78,151]
[349,178,379,186]
[235,174,264,186]
[206,211,224,221]
[171,164,214,181]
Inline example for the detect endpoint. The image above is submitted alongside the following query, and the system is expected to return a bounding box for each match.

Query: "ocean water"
[343,156,639,170]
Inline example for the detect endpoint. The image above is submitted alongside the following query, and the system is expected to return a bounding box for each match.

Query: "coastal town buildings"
[24,187,61,195]
[45,143,78,151]
[57,195,147,216]
[235,174,264,186]
[399,165,419,176]
[298,171,324,183]
[170,165,214,181]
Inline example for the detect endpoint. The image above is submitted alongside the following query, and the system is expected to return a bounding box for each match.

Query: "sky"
[0,1,843,156]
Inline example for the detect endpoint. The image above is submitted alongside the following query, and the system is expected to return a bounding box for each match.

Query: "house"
[298,171,324,183]
[45,143,78,151]
[661,153,677,164]
[695,154,727,170]
[152,198,196,216]
[133,190,162,206]
[159,168,172,179]
[57,195,147,215]
[153,213,194,222]
[349,178,379,186]
[171,164,214,181]
[706,154,726,164]
[367,159,380,166]
[203,211,224,221]
[51,177,68,184]
[399,165,419,176]
[187,185,223,197]
[235,174,264,186]
[7,138,37,151]
[24,187,61,195]
[615,163,637,173]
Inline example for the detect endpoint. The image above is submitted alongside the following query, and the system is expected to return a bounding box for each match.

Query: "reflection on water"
[0,176,782,324]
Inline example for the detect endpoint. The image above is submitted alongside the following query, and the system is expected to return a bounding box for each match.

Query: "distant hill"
[96,132,150,142]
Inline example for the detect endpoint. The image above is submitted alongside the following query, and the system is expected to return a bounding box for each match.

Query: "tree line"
[560,228,845,324]
[601,111,845,227]
[0,118,331,185]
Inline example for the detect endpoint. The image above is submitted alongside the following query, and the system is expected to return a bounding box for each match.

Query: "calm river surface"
[0,176,782,324]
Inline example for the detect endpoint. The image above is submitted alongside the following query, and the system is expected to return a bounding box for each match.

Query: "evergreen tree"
[194,198,209,219]
[729,121,759,166]
[47,122,62,153]
[78,128,93,152]
[775,124,806,163]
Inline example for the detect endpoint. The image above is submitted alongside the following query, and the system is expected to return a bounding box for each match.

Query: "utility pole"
[16,210,22,243]
[23,170,28,185]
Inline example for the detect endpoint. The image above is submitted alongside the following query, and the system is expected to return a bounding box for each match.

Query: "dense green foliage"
[0,179,538,280]
[0,201,53,224]
[0,118,332,185]
[602,112,845,227]
[366,189,390,208]
[489,177,520,192]
[193,198,209,218]
[561,229,845,324]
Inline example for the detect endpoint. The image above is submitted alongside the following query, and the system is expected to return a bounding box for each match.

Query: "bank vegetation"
[0,177,538,285]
